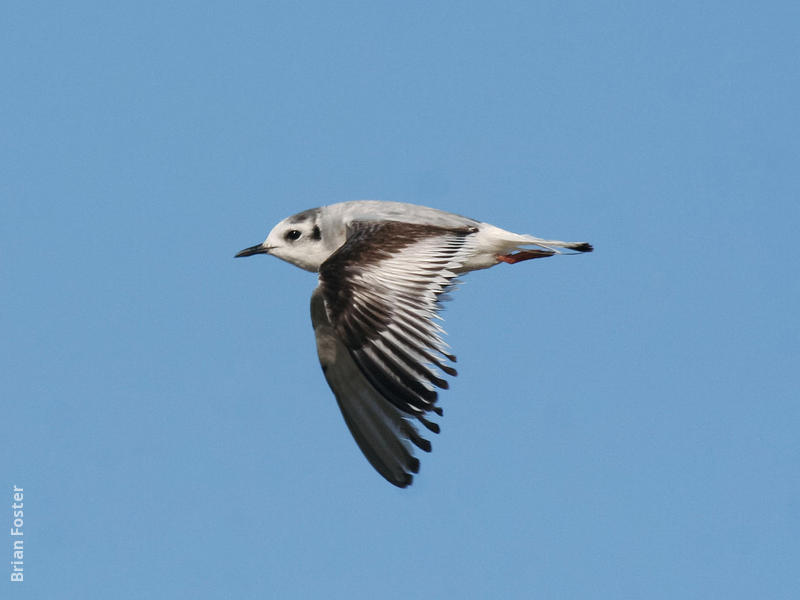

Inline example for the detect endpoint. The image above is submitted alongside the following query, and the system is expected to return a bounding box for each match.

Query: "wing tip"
[392,473,414,488]
[389,457,419,488]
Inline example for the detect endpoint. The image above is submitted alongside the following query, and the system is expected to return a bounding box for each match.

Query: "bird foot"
[497,250,554,264]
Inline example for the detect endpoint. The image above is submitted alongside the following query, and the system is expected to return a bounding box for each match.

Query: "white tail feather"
[518,235,593,254]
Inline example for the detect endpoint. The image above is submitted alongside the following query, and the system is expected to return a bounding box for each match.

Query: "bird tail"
[515,234,593,255]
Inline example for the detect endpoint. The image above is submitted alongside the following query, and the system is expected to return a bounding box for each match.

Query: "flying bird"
[236,200,592,487]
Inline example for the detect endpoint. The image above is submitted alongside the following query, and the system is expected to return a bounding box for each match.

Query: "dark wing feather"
[311,289,426,488]
[311,220,477,486]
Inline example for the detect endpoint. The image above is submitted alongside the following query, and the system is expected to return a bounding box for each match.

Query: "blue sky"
[3,2,799,598]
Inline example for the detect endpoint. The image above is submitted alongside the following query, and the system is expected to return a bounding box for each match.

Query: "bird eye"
[285,229,302,241]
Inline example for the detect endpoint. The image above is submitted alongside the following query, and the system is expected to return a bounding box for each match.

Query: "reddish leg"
[496,249,555,264]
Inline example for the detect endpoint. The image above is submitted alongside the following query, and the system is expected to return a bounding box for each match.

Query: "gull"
[236,200,592,487]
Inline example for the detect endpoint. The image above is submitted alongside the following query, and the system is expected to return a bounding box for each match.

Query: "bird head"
[235,208,332,272]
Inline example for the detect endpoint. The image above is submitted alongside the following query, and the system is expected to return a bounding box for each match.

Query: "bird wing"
[310,220,478,487]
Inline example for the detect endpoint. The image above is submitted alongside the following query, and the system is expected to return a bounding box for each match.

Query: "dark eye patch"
[312,225,321,240]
